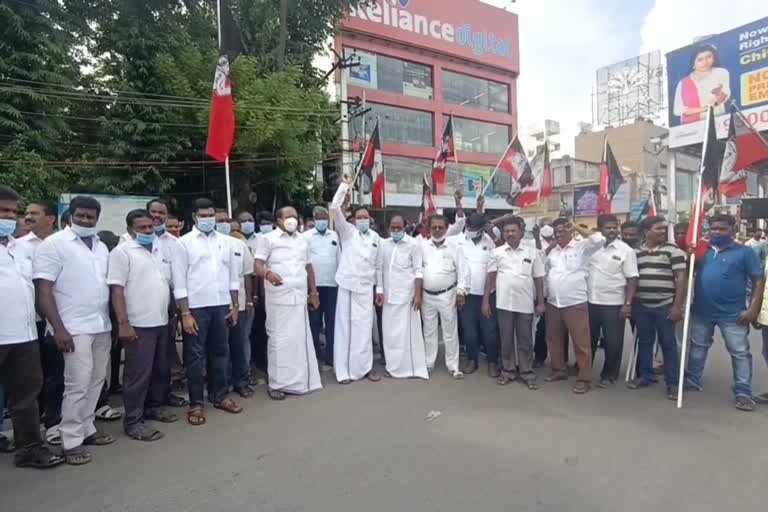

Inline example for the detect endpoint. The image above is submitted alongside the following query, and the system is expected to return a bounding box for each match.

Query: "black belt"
[424,283,457,295]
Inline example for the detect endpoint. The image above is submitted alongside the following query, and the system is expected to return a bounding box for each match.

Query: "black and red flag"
[598,137,625,214]
[431,114,456,195]
[205,0,244,162]
[420,172,436,223]
[497,136,536,207]
[719,108,768,197]
[358,120,384,209]
[687,106,720,247]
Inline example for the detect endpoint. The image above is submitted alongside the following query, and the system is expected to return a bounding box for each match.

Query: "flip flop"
[63,447,92,466]
[187,407,206,426]
[95,405,123,421]
[45,425,62,446]
[126,425,165,442]
[267,388,286,401]
[15,446,64,469]
[214,398,243,414]
[145,408,178,423]
[165,394,189,408]
[83,432,116,446]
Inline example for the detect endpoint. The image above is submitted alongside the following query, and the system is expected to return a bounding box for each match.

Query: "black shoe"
[14,445,64,469]
[165,394,189,408]
[462,360,479,375]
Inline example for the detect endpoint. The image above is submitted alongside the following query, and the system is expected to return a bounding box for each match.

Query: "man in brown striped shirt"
[629,216,687,400]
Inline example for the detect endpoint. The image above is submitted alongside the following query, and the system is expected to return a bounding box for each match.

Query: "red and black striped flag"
[599,138,625,214]
[431,115,455,195]
[358,120,384,209]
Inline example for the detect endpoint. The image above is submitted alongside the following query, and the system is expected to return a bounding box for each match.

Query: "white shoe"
[451,370,464,380]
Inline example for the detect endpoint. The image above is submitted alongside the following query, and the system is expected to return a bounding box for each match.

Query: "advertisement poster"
[573,185,600,217]
[402,61,433,99]
[346,48,377,89]
[464,164,491,197]
[59,193,154,236]
[666,16,768,148]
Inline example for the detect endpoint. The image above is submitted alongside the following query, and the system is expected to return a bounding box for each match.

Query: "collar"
[62,226,99,243]
[313,228,331,236]
[1,235,16,249]
[505,243,524,252]
[604,238,620,249]
[430,239,447,248]
[193,226,217,238]
[276,227,296,238]
[20,231,43,243]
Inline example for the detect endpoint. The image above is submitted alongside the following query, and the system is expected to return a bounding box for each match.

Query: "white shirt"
[33,227,111,336]
[376,235,423,305]
[303,227,340,288]
[254,227,311,306]
[107,239,171,327]
[454,232,497,296]
[545,233,604,308]
[331,183,380,293]
[493,243,545,314]
[246,234,260,257]
[119,230,180,288]
[0,237,37,345]
[17,232,47,322]
[172,227,240,309]
[421,238,469,294]
[588,238,639,306]
[231,237,254,312]
[746,238,767,250]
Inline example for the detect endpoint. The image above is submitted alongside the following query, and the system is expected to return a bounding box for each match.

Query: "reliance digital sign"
[342,0,519,73]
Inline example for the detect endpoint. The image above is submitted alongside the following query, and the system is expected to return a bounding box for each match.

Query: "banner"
[573,185,600,217]
[666,16,768,148]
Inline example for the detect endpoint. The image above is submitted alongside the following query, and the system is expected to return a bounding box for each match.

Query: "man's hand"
[532,224,540,239]
[118,323,138,343]
[225,307,239,327]
[456,293,466,309]
[309,293,320,310]
[535,302,546,316]
[265,271,283,286]
[182,313,199,336]
[481,299,492,319]
[454,187,463,204]
[375,293,385,307]
[412,293,422,311]
[341,174,353,185]
[54,328,75,353]
[737,308,759,326]
[476,194,486,212]
[621,304,632,319]
[668,306,683,322]
[246,301,255,317]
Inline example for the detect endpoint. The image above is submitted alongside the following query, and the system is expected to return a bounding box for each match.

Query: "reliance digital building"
[336,0,520,210]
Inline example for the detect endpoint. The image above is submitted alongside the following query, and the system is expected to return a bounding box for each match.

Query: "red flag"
[431,115,456,195]
[358,120,384,209]
[539,142,552,199]
[421,172,436,220]
[719,109,768,197]
[205,0,243,162]
[497,136,537,207]
[687,106,720,247]
[599,138,625,215]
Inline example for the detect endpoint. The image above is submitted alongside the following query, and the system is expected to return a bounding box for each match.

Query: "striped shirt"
[635,242,686,307]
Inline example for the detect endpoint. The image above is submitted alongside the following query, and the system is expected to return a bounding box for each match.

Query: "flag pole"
[676,106,714,409]
[482,136,516,197]
[450,113,462,193]
[225,156,233,217]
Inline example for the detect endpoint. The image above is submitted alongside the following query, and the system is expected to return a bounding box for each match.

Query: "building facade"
[335,0,519,212]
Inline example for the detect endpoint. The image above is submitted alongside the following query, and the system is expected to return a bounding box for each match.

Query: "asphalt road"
[2,332,767,512]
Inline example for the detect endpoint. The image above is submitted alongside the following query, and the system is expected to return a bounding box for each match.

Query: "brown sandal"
[83,432,116,446]
[367,371,382,382]
[187,407,206,426]
[214,398,243,414]
[267,388,286,401]
[64,447,92,466]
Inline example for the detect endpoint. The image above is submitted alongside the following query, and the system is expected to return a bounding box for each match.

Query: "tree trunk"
[277,0,289,70]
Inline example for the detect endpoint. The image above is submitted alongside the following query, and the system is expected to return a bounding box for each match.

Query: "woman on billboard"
[673,44,730,124]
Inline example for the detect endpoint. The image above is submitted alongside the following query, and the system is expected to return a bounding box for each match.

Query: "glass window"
[345,48,433,100]
[352,103,433,147]
[442,70,509,112]
[449,117,510,154]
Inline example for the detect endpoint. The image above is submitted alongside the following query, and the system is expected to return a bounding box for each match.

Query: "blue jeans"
[686,314,753,398]
[309,286,338,366]
[633,302,679,387]
[459,294,500,364]
[761,328,768,368]
[227,311,251,392]
[183,306,230,408]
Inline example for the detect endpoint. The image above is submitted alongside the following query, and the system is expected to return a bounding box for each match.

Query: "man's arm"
[35,280,72,352]
[741,249,766,325]
[482,271,496,318]
[331,178,355,241]
[106,248,137,342]
[670,269,687,321]
[307,264,320,310]
[622,250,640,318]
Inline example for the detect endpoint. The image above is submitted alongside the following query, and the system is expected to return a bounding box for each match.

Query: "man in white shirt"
[173,198,242,425]
[421,214,470,378]
[331,176,382,383]
[108,210,176,442]
[249,211,276,372]
[255,206,322,400]
[745,229,767,261]
[544,218,604,394]
[454,213,500,377]
[0,185,64,469]
[588,215,639,387]
[34,195,115,465]
[375,214,428,379]
[485,217,546,389]
[304,206,340,370]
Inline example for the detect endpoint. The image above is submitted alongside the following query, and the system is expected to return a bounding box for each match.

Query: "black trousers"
[0,341,44,451]
[37,321,64,429]
[588,303,626,382]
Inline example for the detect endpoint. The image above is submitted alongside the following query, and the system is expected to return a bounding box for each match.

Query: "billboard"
[342,0,519,72]
[595,51,665,126]
[666,17,768,148]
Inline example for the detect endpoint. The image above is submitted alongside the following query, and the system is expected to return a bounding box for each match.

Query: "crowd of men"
[2,177,768,470]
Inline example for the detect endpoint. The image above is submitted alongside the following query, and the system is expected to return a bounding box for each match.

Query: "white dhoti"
[421,289,460,373]
[334,287,374,382]
[265,303,322,394]
[383,302,428,379]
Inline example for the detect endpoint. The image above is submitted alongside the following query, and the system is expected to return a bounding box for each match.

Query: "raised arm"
[331,177,355,240]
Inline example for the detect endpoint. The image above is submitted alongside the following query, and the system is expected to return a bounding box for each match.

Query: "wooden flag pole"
[225,156,233,217]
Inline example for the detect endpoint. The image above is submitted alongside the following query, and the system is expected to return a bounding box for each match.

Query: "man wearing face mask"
[685,214,764,412]
[108,210,176,441]
[255,206,322,399]
[34,195,114,465]
[303,206,339,371]
[375,214,428,379]
[331,176,382,384]
[173,199,242,426]
[453,213,500,377]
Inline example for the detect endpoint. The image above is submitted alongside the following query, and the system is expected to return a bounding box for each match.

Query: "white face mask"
[431,234,446,243]
[283,217,298,233]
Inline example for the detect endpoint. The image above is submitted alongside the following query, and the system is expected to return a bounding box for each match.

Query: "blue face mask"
[153,223,166,234]
[356,219,370,233]
[71,223,98,238]
[465,229,482,241]
[391,231,404,242]
[710,234,733,247]
[0,218,16,238]
[215,222,231,235]
[315,220,328,233]
[260,224,273,234]
[196,217,215,233]
[135,233,156,246]
[241,221,255,236]
[492,226,501,239]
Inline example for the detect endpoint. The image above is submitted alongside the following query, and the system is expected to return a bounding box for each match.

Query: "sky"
[489,0,768,154]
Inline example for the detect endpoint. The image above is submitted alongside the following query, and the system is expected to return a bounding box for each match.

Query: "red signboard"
[341,0,519,73]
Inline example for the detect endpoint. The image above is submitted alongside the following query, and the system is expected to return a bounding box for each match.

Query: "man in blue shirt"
[685,214,765,411]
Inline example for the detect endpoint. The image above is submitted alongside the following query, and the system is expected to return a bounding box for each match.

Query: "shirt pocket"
[394,250,411,269]
[602,254,624,274]
[565,251,581,271]
[16,256,33,280]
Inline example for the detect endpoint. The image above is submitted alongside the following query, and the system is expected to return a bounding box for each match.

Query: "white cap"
[540,225,554,238]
